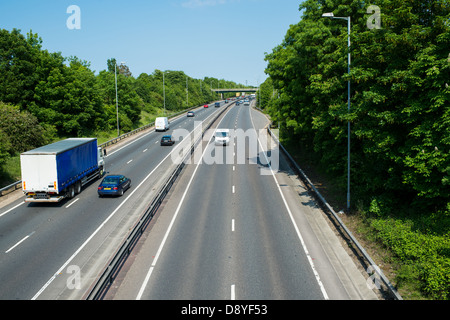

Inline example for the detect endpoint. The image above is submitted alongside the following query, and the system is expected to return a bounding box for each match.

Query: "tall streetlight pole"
[322,12,351,213]
[115,63,119,137]
[163,71,166,116]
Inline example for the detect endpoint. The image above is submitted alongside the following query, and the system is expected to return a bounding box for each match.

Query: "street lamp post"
[163,71,166,115]
[322,12,351,213]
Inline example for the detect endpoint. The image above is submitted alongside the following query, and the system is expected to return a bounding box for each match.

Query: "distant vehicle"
[98,175,131,197]
[214,129,230,146]
[160,135,175,146]
[225,99,229,103]
[21,138,105,203]
[204,104,209,108]
[236,101,240,105]
[244,101,250,106]
[155,117,169,132]
[187,111,195,117]
[215,102,220,107]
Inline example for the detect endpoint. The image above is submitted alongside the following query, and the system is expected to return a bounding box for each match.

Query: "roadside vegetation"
[258,0,449,299]
[0,28,244,187]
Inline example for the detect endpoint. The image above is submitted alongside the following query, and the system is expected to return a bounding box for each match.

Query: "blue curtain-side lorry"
[20,138,105,203]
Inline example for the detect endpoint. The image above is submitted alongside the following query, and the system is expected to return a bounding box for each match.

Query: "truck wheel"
[75,181,81,194]
[68,185,75,199]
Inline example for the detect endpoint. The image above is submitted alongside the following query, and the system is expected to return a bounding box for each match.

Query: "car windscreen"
[216,132,228,137]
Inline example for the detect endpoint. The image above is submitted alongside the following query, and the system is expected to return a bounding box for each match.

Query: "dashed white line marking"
[143,149,148,153]
[232,219,235,232]
[5,232,34,253]
[231,284,236,300]
[127,159,133,164]
[232,185,235,193]
[135,104,235,300]
[65,198,79,208]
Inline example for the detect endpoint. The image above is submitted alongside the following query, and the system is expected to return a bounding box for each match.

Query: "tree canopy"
[0,28,245,156]
[261,0,450,299]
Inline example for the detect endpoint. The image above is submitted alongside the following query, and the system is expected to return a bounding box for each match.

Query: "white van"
[214,129,230,146]
[155,117,169,132]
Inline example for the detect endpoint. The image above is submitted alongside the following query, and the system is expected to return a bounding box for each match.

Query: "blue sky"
[0,0,303,86]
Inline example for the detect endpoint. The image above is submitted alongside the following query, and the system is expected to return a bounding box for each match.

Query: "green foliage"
[0,102,50,154]
[263,0,450,299]
[0,28,246,183]
[0,28,243,141]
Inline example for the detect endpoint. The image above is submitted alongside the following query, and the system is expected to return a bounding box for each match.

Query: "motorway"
[0,100,378,300]
[105,102,378,300]
[0,101,227,299]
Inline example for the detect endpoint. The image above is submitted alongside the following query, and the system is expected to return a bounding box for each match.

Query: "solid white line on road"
[5,232,34,253]
[65,198,79,208]
[136,105,235,300]
[0,202,24,218]
[32,110,223,300]
[250,107,330,300]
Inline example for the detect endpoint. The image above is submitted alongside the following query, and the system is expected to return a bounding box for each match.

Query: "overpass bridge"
[212,88,259,99]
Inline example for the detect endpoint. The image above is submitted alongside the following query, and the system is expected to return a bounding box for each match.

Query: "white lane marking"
[32,106,225,300]
[232,185,235,194]
[249,108,329,300]
[65,198,79,208]
[232,219,235,232]
[136,105,235,300]
[127,159,133,164]
[143,149,148,153]
[231,284,236,300]
[0,202,24,218]
[5,232,35,253]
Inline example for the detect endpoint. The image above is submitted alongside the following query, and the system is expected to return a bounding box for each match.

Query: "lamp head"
[322,12,334,18]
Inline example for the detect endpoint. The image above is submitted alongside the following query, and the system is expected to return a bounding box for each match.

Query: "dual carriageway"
[0,99,378,300]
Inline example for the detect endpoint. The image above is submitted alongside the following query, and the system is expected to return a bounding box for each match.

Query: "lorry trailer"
[20,138,105,202]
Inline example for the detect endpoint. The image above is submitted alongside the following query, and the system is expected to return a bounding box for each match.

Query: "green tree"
[0,29,41,108]
[0,102,49,154]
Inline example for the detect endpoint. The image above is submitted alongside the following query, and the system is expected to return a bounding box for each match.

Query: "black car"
[98,175,131,197]
[161,135,175,146]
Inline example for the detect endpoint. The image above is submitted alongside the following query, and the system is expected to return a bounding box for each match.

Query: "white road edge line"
[32,108,222,300]
[136,105,234,300]
[249,107,329,300]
